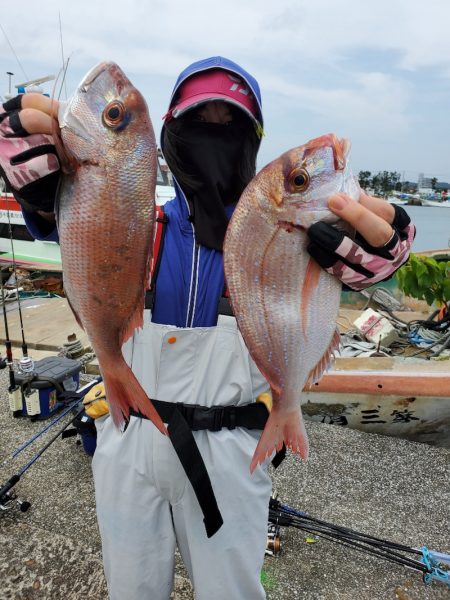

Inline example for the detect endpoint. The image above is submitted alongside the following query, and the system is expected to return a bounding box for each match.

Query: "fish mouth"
[321,134,351,172]
[59,61,129,143]
[58,62,116,139]
[80,61,115,91]
[324,134,350,171]
[303,133,350,172]
[79,61,131,97]
[277,136,354,231]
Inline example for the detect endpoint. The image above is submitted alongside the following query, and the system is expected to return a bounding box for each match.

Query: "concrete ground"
[1,297,449,598]
[1,363,449,600]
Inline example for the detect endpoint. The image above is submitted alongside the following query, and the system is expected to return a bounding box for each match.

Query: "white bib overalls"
[92,313,272,600]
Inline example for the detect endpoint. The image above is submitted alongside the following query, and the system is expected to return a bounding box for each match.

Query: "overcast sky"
[1,0,450,182]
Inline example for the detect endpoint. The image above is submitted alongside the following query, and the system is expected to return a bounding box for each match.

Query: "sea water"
[341,205,449,305]
[401,205,450,253]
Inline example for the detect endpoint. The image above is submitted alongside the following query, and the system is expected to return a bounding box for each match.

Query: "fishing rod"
[1,377,101,469]
[0,377,101,513]
[268,496,450,588]
[4,190,28,359]
[0,273,20,414]
[1,186,39,414]
[0,406,85,511]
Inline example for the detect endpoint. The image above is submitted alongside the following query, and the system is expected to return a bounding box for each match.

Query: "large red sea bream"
[224,133,360,472]
[57,61,166,434]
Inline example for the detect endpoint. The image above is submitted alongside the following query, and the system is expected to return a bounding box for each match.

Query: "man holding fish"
[0,56,415,599]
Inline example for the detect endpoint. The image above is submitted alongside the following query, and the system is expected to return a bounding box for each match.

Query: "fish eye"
[289,167,310,191]
[103,101,126,128]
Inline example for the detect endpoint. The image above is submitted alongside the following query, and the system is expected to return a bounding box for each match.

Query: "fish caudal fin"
[250,408,309,474]
[102,357,167,436]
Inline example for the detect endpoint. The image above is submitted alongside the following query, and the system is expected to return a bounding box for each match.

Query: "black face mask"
[165,120,246,250]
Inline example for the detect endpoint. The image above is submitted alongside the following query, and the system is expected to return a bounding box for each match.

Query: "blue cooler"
[14,356,82,419]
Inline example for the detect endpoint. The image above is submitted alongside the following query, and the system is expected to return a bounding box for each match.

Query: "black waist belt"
[129,400,285,538]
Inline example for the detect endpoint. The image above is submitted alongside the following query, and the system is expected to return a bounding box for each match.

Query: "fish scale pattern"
[224,135,356,470]
[57,62,164,432]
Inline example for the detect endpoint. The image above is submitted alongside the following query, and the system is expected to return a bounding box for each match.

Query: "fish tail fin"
[250,408,309,474]
[102,357,167,436]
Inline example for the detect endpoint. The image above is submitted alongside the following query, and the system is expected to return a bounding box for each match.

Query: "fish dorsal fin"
[306,327,340,386]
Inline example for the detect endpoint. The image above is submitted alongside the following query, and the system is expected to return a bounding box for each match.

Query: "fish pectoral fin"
[65,293,85,331]
[121,249,152,344]
[300,258,322,338]
[122,301,145,344]
[306,327,340,386]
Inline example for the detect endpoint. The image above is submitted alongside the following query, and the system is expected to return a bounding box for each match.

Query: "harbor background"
[0,202,448,598]
[396,205,450,253]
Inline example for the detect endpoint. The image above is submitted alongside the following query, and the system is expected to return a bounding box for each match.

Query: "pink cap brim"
[166,68,261,128]
[172,93,258,124]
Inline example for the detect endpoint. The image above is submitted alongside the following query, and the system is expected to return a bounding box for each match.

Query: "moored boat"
[0,154,174,272]
[302,355,450,448]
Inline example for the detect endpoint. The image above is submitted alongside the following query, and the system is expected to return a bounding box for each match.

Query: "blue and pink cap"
[164,69,262,134]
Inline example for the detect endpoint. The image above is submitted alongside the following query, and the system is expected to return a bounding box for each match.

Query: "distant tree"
[390,171,401,191]
[377,172,390,197]
[380,171,391,196]
[369,171,401,197]
[431,177,438,190]
[358,171,372,189]
[371,174,381,195]
[400,180,416,193]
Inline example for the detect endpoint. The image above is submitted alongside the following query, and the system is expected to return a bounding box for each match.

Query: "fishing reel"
[266,522,282,556]
[266,492,283,556]
[0,486,31,514]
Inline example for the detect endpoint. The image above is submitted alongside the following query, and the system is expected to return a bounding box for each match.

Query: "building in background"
[417,173,433,194]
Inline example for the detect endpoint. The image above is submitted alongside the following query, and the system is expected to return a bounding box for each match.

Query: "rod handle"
[0,474,20,500]
[429,550,450,567]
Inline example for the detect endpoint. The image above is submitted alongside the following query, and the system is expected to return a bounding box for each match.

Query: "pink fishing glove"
[307,204,416,291]
[0,96,60,213]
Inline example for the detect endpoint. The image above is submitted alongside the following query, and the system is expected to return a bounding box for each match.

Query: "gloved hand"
[307,192,416,291]
[0,97,60,214]
[256,391,273,413]
[82,382,109,419]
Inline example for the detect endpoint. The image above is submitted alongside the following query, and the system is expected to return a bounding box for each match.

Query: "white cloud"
[262,70,410,129]
[1,0,450,180]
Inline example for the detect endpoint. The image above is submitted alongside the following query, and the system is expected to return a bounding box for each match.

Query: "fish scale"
[57,62,166,434]
[224,134,360,472]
